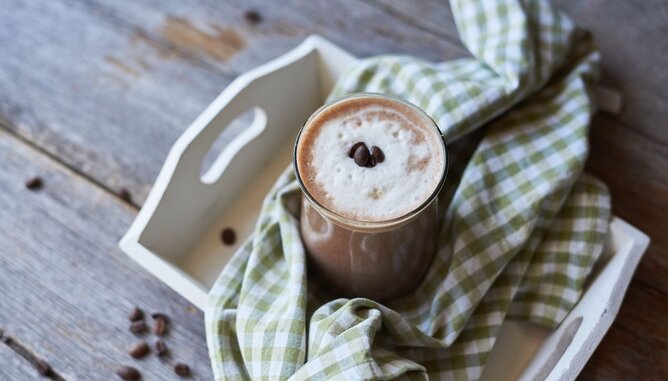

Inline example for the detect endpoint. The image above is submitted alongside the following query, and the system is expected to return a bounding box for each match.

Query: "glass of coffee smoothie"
[294,93,447,301]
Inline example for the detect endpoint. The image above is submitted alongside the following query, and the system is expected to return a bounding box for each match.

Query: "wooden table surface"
[1,1,666,379]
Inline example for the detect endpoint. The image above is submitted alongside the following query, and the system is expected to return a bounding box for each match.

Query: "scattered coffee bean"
[155,339,169,357]
[25,176,43,190]
[244,9,262,23]
[151,312,169,320]
[371,146,385,163]
[117,188,132,203]
[353,144,370,167]
[128,341,150,359]
[35,359,51,376]
[116,366,141,380]
[130,320,147,334]
[174,363,191,377]
[154,318,166,336]
[128,307,144,322]
[348,142,365,158]
[151,313,169,336]
[221,228,236,245]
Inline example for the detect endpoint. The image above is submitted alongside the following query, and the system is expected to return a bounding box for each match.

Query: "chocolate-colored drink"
[294,93,447,301]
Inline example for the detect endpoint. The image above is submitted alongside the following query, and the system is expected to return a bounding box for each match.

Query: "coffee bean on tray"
[128,341,150,359]
[221,228,236,245]
[128,307,144,322]
[371,146,385,163]
[116,366,141,380]
[348,142,365,158]
[129,320,147,334]
[174,363,191,377]
[151,313,168,336]
[35,359,51,376]
[155,339,169,357]
[25,176,43,190]
[353,144,370,167]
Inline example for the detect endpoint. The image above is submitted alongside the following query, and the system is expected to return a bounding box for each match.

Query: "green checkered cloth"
[206,0,611,379]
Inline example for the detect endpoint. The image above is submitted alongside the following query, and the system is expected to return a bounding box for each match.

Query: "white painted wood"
[120,36,650,380]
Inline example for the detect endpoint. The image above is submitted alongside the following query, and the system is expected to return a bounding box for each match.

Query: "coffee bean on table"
[128,341,150,359]
[353,144,370,167]
[129,320,147,334]
[371,146,385,163]
[348,142,365,158]
[25,176,43,190]
[128,307,144,322]
[35,359,51,376]
[174,363,191,377]
[221,228,236,245]
[244,9,262,23]
[155,339,169,357]
[151,313,169,336]
[117,188,132,203]
[116,366,141,380]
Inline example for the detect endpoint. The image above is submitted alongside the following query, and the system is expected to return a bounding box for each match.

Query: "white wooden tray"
[119,35,649,381]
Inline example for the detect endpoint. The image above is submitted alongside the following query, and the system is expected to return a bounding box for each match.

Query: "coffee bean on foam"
[365,154,376,168]
[371,146,385,163]
[348,142,365,158]
[353,143,370,167]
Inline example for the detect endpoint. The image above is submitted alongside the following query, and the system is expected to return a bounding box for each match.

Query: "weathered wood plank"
[82,0,469,74]
[582,116,668,380]
[585,114,668,293]
[0,0,470,208]
[0,0,234,207]
[0,129,212,380]
[373,0,668,145]
[554,0,668,145]
[0,342,41,380]
[368,0,460,43]
[579,282,668,380]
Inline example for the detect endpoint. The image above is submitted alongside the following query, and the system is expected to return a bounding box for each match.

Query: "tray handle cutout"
[199,107,267,184]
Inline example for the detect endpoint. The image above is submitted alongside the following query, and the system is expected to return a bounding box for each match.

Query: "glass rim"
[293,92,448,231]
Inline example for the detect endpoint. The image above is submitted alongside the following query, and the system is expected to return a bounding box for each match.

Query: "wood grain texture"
[0,0,470,208]
[0,342,41,380]
[1,328,66,381]
[0,0,233,208]
[370,0,460,43]
[0,130,212,380]
[82,0,469,74]
[586,115,668,293]
[578,283,668,380]
[554,0,668,145]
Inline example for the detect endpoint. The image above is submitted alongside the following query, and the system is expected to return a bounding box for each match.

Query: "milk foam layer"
[296,96,445,222]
